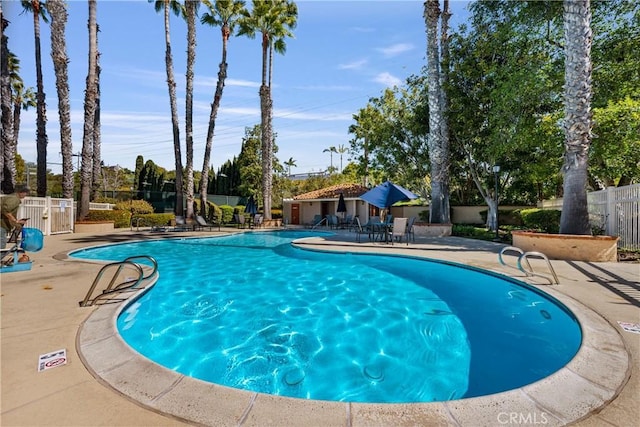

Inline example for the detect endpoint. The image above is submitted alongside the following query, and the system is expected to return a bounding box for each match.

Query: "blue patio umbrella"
[360,181,418,209]
[244,195,258,216]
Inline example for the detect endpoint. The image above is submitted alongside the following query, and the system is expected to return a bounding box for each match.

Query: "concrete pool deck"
[0,227,638,426]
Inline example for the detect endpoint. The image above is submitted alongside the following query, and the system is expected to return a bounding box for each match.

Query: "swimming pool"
[70,230,582,404]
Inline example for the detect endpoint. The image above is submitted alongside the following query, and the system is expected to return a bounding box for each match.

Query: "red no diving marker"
[38,349,67,372]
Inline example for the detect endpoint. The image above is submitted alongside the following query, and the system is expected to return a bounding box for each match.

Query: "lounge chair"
[195,215,220,231]
[388,217,409,245]
[173,215,191,231]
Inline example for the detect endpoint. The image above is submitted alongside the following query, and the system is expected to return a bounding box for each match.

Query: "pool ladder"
[499,246,559,285]
[79,255,158,307]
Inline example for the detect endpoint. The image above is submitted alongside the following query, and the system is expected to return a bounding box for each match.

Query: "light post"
[493,165,501,241]
[218,173,228,205]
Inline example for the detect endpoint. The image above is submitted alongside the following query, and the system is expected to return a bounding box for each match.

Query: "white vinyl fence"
[0,195,75,236]
[539,183,640,250]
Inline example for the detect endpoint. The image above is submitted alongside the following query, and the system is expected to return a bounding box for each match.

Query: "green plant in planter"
[518,209,561,233]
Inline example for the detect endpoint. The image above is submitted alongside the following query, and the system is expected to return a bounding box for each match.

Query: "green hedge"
[517,208,561,233]
[478,209,524,226]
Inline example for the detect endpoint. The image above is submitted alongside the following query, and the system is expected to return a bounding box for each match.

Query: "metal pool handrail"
[79,255,158,307]
[499,246,559,285]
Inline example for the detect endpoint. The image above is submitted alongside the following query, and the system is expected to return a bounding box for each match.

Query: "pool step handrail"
[499,246,559,285]
[79,255,158,307]
[311,217,327,229]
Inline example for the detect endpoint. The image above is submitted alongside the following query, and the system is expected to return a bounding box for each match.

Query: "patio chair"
[406,216,417,243]
[353,217,372,243]
[252,214,264,228]
[326,214,339,230]
[195,215,220,231]
[364,216,383,241]
[234,214,248,229]
[388,217,408,245]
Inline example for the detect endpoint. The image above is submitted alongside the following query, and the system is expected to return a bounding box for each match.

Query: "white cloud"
[372,72,402,88]
[377,43,415,57]
[338,59,368,70]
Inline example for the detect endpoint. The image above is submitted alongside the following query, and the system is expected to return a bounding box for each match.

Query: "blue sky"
[7,0,471,176]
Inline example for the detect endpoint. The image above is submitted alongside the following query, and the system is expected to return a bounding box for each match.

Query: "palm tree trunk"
[92,52,102,201]
[260,32,271,219]
[425,0,450,224]
[200,25,230,217]
[560,0,592,235]
[32,0,48,197]
[48,0,74,198]
[184,0,196,220]
[79,0,98,220]
[1,9,15,193]
[163,0,184,216]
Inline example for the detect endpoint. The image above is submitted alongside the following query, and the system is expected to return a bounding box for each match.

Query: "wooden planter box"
[512,230,619,262]
[74,221,115,233]
[413,223,452,237]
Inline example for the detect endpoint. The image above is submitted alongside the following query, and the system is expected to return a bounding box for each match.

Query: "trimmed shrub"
[86,210,130,228]
[113,200,154,215]
[219,205,235,224]
[518,208,561,233]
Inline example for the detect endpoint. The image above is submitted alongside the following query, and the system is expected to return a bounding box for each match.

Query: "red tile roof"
[293,183,370,200]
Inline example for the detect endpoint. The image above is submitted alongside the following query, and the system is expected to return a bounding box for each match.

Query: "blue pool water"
[71,230,582,403]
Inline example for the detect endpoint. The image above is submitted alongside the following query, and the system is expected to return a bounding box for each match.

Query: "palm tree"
[21,0,48,196]
[560,0,593,235]
[2,48,30,193]
[424,0,450,224]
[323,146,337,171]
[239,0,297,220]
[198,0,246,217]
[152,0,184,216]
[1,5,12,193]
[48,0,74,198]
[183,0,200,220]
[284,156,296,176]
[336,144,348,172]
[78,0,98,220]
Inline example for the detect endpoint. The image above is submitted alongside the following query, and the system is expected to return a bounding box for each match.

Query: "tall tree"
[1,6,13,193]
[560,0,593,234]
[424,0,450,224]
[284,156,296,176]
[152,0,184,216]
[183,0,199,219]
[323,146,336,171]
[239,0,297,220]
[48,0,73,198]
[199,0,246,216]
[78,0,98,220]
[21,0,48,196]
[336,144,348,172]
